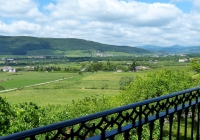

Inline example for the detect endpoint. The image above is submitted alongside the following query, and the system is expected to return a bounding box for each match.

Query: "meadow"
[0,70,148,106]
[0,61,191,106]
[0,72,77,89]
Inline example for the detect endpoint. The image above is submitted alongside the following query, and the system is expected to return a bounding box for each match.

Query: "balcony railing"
[0,86,200,140]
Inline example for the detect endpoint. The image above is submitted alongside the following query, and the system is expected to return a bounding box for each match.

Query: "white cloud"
[192,0,200,11]
[0,20,41,35]
[0,0,43,19]
[40,0,186,46]
[44,0,182,27]
[0,0,200,46]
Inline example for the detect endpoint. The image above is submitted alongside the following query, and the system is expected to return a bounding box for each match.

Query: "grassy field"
[0,71,147,106]
[0,62,191,106]
[0,72,77,89]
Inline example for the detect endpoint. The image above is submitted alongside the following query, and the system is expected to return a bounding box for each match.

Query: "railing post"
[169,114,174,140]
[123,130,130,140]
[191,105,195,140]
[159,117,164,140]
[176,110,182,140]
[137,106,143,140]
[184,108,189,140]
[196,103,200,140]
[149,121,155,140]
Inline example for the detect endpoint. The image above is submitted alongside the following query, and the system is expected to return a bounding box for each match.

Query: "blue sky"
[173,1,192,13]
[131,0,192,13]
[38,0,192,13]
[0,0,200,47]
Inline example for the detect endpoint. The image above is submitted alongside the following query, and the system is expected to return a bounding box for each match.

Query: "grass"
[57,63,82,68]
[64,50,86,57]
[0,63,192,106]
[0,72,77,89]
[0,72,132,105]
[0,71,150,106]
[82,71,146,81]
[2,88,117,106]
[104,51,135,56]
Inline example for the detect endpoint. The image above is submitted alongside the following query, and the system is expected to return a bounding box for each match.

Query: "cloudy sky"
[0,0,199,47]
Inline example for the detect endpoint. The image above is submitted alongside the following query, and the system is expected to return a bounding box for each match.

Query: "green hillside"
[0,35,150,56]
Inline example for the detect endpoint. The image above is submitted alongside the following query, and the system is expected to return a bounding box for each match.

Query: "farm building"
[179,58,188,62]
[2,66,16,72]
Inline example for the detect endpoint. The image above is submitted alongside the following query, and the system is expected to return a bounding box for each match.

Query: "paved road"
[0,76,74,93]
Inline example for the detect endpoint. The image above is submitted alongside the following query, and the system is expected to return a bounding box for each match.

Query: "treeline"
[79,60,139,72]
[12,60,139,73]
[1,69,200,139]
[1,54,192,70]
[0,57,190,73]
[33,66,61,72]
[1,54,195,66]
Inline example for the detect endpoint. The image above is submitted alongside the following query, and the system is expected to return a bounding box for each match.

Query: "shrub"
[0,86,5,90]
[120,69,197,103]
[119,76,134,90]
[0,97,15,135]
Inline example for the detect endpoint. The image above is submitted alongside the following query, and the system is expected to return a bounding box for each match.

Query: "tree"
[0,86,5,90]
[0,97,15,135]
[11,48,27,55]
[91,62,103,72]
[119,76,134,90]
[131,60,136,68]
[129,60,139,71]
[190,58,200,73]
[120,69,197,103]
[10,102,41,133]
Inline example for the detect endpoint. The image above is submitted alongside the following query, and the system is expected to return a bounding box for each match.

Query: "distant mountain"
[0,35,150,56]
[136,45,162,52]
[137,45,200,54]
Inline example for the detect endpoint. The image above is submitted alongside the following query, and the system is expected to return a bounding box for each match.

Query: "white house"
[2,66,16,72]
[135,66,149,71]
[179,58,188,62]
[117,69,123,72]
[9,68,16,73]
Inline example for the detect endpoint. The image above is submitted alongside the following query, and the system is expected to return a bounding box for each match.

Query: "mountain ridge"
[137,45,200,54]
[0,35,150,55]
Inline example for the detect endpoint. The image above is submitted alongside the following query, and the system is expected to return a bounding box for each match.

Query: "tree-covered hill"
[0,35,150,55]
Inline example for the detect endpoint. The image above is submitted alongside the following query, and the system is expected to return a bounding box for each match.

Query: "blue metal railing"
[0,86,200,140]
